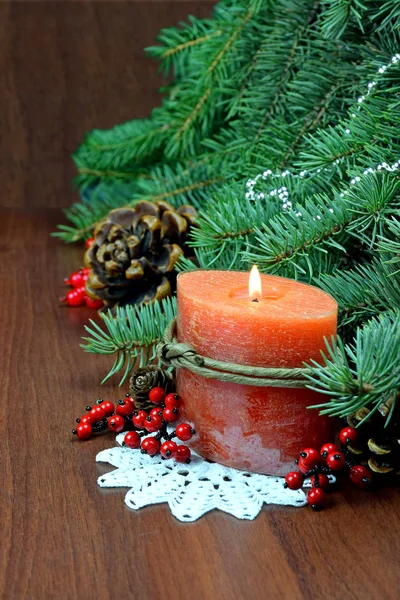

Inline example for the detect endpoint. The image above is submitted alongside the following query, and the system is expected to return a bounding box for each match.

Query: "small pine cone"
[130,365,174,411]
[84,200,197,311]
[346,395,400,477]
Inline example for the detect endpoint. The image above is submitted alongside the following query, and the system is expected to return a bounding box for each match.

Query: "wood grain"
[1,3,400,600]
[0,1,213,209]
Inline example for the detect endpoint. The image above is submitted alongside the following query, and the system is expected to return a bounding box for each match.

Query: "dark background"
[1,3,400,599]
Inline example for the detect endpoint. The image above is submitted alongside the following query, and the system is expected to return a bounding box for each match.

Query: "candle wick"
[252,298,259,303]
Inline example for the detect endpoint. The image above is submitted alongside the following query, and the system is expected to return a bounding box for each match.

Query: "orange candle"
[176,269,338,476]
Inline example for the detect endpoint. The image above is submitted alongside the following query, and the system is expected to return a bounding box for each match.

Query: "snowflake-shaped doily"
[95,434,323,522]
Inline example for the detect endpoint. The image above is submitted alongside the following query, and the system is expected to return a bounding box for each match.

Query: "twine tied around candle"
[157,319,312,388]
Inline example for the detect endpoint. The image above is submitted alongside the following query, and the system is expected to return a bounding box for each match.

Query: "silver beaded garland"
[245,54,400,217]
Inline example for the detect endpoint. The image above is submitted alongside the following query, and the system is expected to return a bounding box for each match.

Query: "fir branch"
[299,59,400,171]
[278,82,341,169]
[55,158,226,242]
[317,259,400,331]
[243,173,400,279]
[208,8,254,75]
[307,311,400,425]
[133,168,224,209]
[146,1,246,75]
[374,1,400,33]
[189,183,279,252]
[178,245,249,272]
[81,297,177,385]
[243,192,350,279]
[73,116,171,172]
[175,88,211,139]
[344,175,400,247]
[253,3,316,141]
[76,167,140,181]
[165,5,258,158]
[52,181,138,242]
[377,216,400,274]
[320,0,367,39]
[160,31,223,59]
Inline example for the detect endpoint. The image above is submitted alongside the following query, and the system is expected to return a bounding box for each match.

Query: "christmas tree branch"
[243,173,400,279]
[320,0,367,39]
[317,259,400,331]
[307,310,400,425]
[159,30,223,60]
[81,297,177,385]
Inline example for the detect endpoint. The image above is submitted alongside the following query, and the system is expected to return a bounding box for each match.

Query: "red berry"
[307,487,325,509]
[310,473,330,490]
[349,465,372,488]
[132,410,147,429]
[284,471,304,490]
[73,423,92,440]
[88,405,106,424]
[164,393,180,409]
[320,443,338,458]
[326,451,346,471]
[123,431,141,449]
[70,271,84,288]
[85,297,103,310]
[83,267,90,275]
[125,393,135,408]
[175,423,195,442]
[141,437,160,456]
[66,290,84,307]
[76,414,92,425]
[150,407,163,418]
[175,445,191,463]
[144,414,163,432]
[163,407,180,423]
[74,285,87,299]
[297,459,310,474]
[85,237,94,249]
[149,387,166,405]
[97,400,115,417]
[160,440,178,459]
[116,399,134,417]
[107,415,125,433]
[299,448,320,469]
[339,426,359,446]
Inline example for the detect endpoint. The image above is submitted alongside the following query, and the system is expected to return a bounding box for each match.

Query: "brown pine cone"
[130,365,174,411]
[346,395,400,475]
[84,200,197,310]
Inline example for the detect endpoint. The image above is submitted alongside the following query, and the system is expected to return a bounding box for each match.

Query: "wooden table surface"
[1,3,400,599]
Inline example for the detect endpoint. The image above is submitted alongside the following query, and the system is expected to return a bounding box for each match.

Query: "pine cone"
[84,201,197,310]
[346,394,400,475]
[130,365,174,411]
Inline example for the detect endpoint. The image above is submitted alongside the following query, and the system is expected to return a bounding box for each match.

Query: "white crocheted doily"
[96,434,333,522]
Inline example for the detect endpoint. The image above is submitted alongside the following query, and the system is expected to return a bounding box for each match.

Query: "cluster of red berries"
[72,388,196,464]
[59,238,102,308]
[60,265,102,308]
[284,426,373,510]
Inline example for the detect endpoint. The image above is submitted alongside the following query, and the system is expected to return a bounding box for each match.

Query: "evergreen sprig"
[52,181,139,242]
[81,296,177,385]
[306,311,400,425]
[377,216,400,273]
[320,0,367,39]
[317,259,400,331]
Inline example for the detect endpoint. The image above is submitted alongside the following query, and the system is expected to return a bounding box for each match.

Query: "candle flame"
[249,265,262,299]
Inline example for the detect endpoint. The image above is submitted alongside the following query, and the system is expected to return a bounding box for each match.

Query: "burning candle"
[176,268,338,476]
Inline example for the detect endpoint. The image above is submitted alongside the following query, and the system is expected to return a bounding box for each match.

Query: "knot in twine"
[157,318,312,388]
